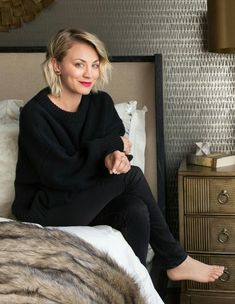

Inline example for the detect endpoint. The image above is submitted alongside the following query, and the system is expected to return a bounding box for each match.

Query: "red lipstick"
[80,81,92,87]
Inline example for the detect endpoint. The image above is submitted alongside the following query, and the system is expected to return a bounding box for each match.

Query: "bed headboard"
[0,50,165,212]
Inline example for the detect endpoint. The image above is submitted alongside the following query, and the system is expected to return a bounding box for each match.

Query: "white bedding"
[0,217,164,304]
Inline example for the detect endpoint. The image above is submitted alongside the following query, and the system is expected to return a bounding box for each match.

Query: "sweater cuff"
[105,136,124,155]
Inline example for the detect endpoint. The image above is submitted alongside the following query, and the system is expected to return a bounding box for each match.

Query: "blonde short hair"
[42,28,112,97]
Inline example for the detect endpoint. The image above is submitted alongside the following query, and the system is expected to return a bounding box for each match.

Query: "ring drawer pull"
[218,228,230,243]
[219,267,230,282]
[217,190,229,204]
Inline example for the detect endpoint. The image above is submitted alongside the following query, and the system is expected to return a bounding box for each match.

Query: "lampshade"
[207,0,235,53]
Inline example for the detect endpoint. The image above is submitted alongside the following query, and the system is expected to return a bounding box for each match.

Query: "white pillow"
[0,99,24,124]
[0,99,24,217]
[114,100,137,135]
[0,123,19,218]
[115,101,147,173]
[129,106,147,172]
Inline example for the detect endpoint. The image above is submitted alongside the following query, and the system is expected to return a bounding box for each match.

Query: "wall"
[1,0,235,236]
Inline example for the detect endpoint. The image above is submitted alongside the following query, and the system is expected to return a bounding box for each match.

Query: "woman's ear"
[51,58,61,75]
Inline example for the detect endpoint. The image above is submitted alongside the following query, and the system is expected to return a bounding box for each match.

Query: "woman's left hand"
[105,150,131,175]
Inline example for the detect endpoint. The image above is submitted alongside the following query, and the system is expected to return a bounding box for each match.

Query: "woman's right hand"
[121,135,132,154]
[105,150,131,175]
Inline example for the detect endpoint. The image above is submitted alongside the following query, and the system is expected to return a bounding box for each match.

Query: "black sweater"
[12,88,125,220]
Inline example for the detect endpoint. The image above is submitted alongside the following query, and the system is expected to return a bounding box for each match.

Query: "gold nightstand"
[178,160,235,304]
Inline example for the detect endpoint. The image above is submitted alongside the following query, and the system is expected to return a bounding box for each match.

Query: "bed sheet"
[0,217,164,304]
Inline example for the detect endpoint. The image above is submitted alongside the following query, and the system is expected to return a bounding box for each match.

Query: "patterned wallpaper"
[1,0,235,236]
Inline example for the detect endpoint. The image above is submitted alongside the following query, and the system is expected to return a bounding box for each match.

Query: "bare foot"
[167,256,224,283]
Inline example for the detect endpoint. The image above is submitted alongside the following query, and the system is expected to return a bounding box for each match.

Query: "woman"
[12,28,224,283]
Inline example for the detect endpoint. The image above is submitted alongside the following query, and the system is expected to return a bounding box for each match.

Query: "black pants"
[30,166,187,269]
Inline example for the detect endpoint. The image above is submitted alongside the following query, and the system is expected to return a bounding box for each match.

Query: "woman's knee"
[124,166,146,188]
[130,166,144,178]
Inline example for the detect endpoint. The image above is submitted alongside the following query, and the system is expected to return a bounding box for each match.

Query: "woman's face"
[53,42,100,97]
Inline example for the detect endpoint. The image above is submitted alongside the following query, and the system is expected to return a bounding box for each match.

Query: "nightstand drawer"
[185,216,235,252]
[185,254,235,292]
[182,294,235,304]
[184,177,235,214]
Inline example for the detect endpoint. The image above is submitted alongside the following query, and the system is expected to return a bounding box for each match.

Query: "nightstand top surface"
[179,159,235,176]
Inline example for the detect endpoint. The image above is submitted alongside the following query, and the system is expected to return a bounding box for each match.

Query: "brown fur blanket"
[0,221,145,304]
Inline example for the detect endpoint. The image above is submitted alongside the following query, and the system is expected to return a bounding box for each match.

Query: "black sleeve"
[82,92,126,156]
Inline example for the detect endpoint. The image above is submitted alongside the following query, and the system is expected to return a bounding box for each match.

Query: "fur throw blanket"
[0,221,145,304]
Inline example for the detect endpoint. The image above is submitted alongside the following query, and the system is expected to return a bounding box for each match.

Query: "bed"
[0,50,166,304]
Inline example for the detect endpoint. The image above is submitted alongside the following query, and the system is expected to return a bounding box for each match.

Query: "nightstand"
[178,160,235,304]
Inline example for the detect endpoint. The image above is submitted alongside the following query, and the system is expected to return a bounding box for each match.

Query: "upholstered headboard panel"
[0,52,165,209]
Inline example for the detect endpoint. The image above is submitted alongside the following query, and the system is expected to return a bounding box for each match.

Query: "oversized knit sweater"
[12,88,125,221]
